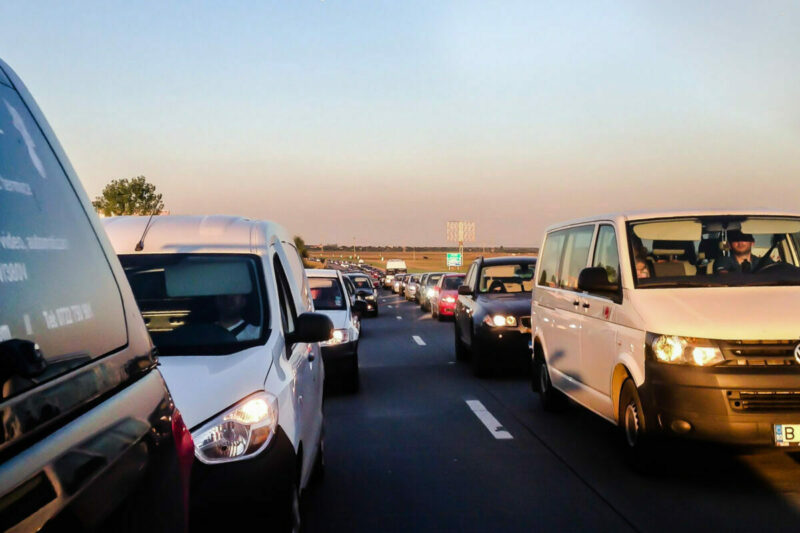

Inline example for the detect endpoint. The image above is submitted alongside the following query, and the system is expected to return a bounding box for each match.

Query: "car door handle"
[308,352,315,362]
[582,303,590,309]
[572,300,580,306]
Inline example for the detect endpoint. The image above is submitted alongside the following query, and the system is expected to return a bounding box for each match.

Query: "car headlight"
[426,288,435,297]
[647,333,724,366]
[193,392,278,464]
[366,294,376,301]
[483,314,517,327]
[321,328,349,346]
[442,296,456,303]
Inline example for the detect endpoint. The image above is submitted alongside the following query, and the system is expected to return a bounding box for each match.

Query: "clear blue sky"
[2,1,799,246]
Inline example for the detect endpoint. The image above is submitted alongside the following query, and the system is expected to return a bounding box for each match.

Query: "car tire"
[277,467,302,533]
[470,335,491,377]
[311,430,325,483]
[454,327,468,361]
[619,378,657,474]
[535,354,567,412]
[347,354,360,394]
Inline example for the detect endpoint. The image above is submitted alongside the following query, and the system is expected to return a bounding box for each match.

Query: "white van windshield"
[628,216,800,288]
[119,254,267,355]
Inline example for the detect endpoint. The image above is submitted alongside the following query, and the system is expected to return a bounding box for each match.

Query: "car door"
[547,225,595,387]
[272,249,318,480]
[579,224,622,418]
[456,260,480,346]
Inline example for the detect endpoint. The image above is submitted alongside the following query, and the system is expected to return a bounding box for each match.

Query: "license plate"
[774,424,800,446]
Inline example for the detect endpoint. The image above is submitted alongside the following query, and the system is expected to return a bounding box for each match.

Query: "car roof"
[306,269,341,279]
[480,256,537,266]
[544,209,800,233]
[102,215,291,255]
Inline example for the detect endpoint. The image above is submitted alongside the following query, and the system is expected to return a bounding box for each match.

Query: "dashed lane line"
[412,335,426,346]
[465,400,513,440]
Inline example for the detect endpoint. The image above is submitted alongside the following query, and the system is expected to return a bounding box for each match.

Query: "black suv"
[0,59,191,531]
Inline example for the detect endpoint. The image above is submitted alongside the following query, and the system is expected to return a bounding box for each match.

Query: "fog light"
[670,420,692,434]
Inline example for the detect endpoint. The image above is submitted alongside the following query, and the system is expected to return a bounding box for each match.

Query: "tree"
[294,235,309,258]
[92,176,164,216]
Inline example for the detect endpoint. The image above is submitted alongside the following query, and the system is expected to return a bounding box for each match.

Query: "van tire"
[619,378,657,473]
[535,355,567,411]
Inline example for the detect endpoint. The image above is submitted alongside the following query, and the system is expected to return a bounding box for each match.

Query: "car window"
[119,254,266,355]
[558,226,595,291]
[426,273,443,286]
[351,276,372,289]
[308,277,347,310]
[273,256,297,342]
[464,263,478,289]
[282,243,312,312]
[537,230,567,288]
[0,83,127,397]
[478,263,535,293]
[442,276,464,290]
[592,225,620,284]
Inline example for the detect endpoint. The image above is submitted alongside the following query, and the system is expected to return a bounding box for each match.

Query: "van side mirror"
[288,312,333,344]
[577,267,621,301]
[457,285,473,296]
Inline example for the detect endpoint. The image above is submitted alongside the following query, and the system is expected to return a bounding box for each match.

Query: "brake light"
[172,408,194,524]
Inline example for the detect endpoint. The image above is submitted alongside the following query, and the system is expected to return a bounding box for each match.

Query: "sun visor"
[741,219,800,235]
[165,259,252,297]
[633,220,702,241]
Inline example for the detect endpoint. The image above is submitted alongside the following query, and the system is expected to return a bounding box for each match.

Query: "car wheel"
[278,470,302,533]
[619,378,657,473]
[348,353,360,393]
[470,335,491,377]
[454,326,468,361]
[535,354,567,411]
[311,429,325,483]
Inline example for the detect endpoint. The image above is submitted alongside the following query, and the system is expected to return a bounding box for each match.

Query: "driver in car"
[215,294,261,341]
[715,230,771,273]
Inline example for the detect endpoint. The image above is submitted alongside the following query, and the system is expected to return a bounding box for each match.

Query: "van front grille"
[718,339,799,366]
[728,390,800,412]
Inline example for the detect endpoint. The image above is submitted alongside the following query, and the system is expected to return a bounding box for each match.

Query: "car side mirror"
[288,312,333,344]
[577,267,621,301]
[457,285,473,296]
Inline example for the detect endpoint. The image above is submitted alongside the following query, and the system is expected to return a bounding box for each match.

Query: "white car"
[531,210,800,467]
[103,215,332,531]
[305,269,364,392]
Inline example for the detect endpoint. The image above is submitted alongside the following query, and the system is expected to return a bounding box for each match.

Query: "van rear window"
[0,84,127,399]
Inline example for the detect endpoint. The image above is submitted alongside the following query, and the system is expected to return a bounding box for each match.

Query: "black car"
[0,59,191,531]
[346,272,379,317]
[453,257,537,377]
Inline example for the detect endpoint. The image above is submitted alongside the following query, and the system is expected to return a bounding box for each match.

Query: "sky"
[1,1,799,247]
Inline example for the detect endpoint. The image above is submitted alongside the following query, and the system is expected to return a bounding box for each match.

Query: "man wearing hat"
[715,230,770,273]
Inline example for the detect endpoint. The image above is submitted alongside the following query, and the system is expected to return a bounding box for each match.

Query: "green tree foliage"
[294,235,309,258]
[92,176,164,216]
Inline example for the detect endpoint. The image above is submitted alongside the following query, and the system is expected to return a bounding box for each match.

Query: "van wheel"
[535,355,567,411]
[619,379,656,473]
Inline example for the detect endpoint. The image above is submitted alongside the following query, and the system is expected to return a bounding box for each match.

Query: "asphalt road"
[304,290,800,532]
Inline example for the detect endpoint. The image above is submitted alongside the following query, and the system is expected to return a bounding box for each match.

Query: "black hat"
[727,229,755,242]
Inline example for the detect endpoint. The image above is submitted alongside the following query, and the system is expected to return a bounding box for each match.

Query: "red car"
[431,273,465,320]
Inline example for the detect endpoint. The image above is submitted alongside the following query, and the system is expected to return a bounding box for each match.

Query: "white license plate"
[774,424,800,446]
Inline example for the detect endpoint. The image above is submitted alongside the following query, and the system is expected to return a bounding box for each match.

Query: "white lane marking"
[396,316,403,320]
[465,400,513,439]
[412,335,426,346]
[387,305,393,308]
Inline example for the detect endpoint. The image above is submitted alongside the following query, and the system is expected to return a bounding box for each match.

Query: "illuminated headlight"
[321,328,349,346]
[193,392,278,464]
[442,296,456,303]
[483,315,517,327]
[648,334,724,366]
[426,288,435,297]
[366,294,376,301]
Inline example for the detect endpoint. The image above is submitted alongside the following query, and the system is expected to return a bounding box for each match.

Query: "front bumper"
[190,425,295,521]
[437,301,456,315]
[475,327,531,360]
[321,340,357,362]
[641,361,800,446]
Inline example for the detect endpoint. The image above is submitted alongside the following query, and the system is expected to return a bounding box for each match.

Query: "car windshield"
[442,276,464,290]
[628,216,800,288]
[309,277,347,310]
[119,254,266,355]
[426,274,443,286]
[351,276,372,289]
[478,263,535,293]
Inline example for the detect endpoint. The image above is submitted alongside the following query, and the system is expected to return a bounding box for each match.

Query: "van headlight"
[193,392,278,464]
[483,314,517,327]
[321,328,349,346]
[647,334,724,366]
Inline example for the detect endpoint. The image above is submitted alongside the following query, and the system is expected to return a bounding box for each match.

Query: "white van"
[305,269,363,392]
[103,215,332,530]
[383,259,408,288]
[531,210,800,462]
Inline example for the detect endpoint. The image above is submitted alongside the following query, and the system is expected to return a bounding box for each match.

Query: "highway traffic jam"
[3,56,800,533]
